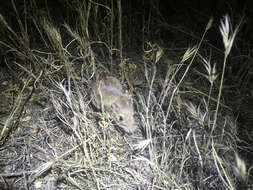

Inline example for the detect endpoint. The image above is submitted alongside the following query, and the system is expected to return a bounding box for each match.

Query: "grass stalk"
[166,18,213,119]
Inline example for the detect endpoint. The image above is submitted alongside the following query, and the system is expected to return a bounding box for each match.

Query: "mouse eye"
[119,115,124,121]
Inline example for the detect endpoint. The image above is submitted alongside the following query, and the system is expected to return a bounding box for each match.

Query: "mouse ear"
[111,103,120,112]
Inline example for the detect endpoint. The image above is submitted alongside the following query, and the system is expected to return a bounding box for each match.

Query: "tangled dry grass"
[0,1,252,190]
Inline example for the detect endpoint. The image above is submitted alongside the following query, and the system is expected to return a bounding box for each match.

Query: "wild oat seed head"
[235,153,247,181]
[201,56,218,84]
[219,15,239,56]
[181,46,197,63]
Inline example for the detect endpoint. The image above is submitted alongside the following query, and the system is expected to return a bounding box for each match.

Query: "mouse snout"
[117,114,137,133]
[123,124,137,134]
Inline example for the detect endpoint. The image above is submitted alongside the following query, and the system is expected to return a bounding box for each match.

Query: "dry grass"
[0,1,252,190]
